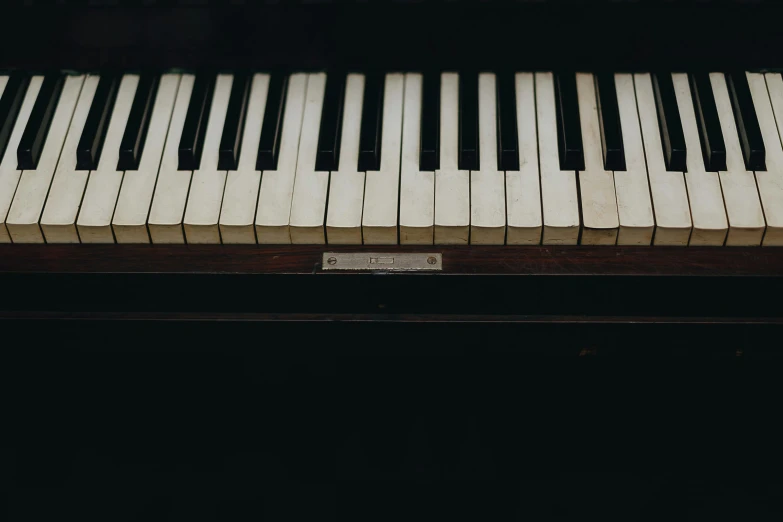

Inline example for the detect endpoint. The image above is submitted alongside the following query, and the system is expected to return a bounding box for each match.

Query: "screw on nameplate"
[321,253,442,271]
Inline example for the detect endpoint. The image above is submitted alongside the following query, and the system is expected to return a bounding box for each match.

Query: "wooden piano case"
[0,244,780,354]
[2,245,782,519]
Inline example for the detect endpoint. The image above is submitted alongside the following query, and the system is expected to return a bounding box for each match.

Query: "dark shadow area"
[1,329,782,519]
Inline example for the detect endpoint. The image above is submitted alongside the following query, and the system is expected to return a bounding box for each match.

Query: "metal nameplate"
[322,253,442,271]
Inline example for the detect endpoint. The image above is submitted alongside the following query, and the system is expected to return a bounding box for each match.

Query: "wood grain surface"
[0,245,781,275]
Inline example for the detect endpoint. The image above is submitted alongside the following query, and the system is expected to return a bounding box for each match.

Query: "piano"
[0,1,781,346]
[2,1,783,518]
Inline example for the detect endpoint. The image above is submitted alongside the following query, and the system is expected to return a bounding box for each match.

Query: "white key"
[536,72,579,244]
[76,75,141,243]
[289,73,328,244]
[435,72,469,244]
[672,73,728,245]
[506,73,542,245]
[112,74,180,243]
[576,73,619,245]
[148,74,196,244]
[633,73,691,245]
[39,75,101,243]
[399,73,434,244]
[326,73,365,244]
[0,77,8,159]
[183,74,233,244]
[362,73,404,244]
[471,73,506,245]
[0,76,42,243]
[754,73,783,245]
[256,73,307,244]
[614,74,655,245]
[0,75,9,240]
[219,73,269,244]
[7,75,85,243]
[710,73,765,246]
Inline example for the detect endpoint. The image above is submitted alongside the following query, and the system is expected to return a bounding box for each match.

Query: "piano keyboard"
[1,70,783,246]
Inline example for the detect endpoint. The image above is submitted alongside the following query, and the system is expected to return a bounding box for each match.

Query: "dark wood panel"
[0,4,781,72]
[2,310,782,324]
[0,245,781,275]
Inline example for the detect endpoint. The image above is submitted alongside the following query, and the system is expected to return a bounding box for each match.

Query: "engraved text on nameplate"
[322,253,442,271]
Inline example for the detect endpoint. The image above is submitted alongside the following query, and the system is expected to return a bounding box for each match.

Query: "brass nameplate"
[322,253,442,271]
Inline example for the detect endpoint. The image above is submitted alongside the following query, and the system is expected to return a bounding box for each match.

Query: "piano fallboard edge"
[0,245,780,342]
[0,245,782,276]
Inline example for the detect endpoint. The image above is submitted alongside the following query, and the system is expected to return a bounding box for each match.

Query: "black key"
[726,72,766,171]
[256,74,287,171]
[315,73,346,172]
[458,72,479,171]
[594,73,626,171]
[358,73,384,171]
[688,73,726,172]
[178,74,215,171]
[218,74,250,171]
[419,72,440,171]
[554,72,584,171]
[651,72,687,172]
[17,74,64,170]
[118,74,159,171]
[76,74,119,170]
[0,73,30,163]
[495,72,519,171]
